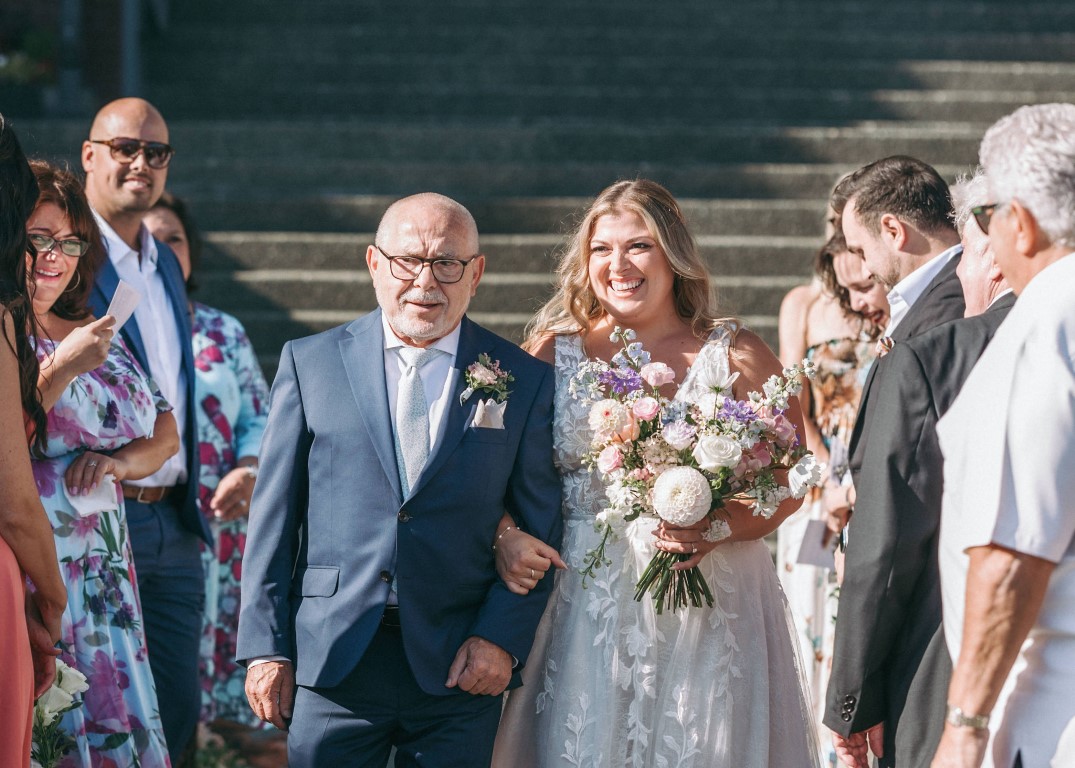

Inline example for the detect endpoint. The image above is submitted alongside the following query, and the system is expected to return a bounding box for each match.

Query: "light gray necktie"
[394,346,440,496]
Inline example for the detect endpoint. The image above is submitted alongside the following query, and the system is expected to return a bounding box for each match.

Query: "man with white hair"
[933,102,1075,768]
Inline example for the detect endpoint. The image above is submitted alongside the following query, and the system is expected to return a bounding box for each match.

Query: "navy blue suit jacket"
[236,311,563,694]
[89,239,210,544]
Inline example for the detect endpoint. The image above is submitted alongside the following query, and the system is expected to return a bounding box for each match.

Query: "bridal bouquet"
[31,657,89,768]
[571,327,822,613]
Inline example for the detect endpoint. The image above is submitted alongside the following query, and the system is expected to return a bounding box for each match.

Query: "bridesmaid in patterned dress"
[28,163,177,766]
[144,194,270,732]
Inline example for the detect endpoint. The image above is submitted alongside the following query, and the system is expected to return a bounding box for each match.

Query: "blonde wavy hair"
[524,179,727,351]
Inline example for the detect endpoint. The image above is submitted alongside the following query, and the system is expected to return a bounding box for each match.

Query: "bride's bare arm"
[657,328,808,568]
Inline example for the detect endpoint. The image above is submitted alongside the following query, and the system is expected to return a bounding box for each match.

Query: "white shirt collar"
[92,209,159,270]
[380,312,461,360]
[885,243,962,336]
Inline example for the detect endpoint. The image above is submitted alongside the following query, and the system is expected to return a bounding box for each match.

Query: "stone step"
[199,232,821,278]
[167,0,1075,28]
[147,55,1075,94]
[146,84,1070,124]
[154,25,1075,62]
[187,196,830,237]
[14,118,990,163]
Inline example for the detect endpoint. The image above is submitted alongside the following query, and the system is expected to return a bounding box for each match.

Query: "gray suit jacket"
[825,284,1015,768]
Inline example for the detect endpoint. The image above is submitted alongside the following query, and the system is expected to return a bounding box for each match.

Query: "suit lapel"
[93,256,149,372]
[340,310,404,501]
[408,317,479,498]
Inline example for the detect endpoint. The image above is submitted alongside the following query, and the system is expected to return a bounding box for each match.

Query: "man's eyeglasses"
[29,233,91,258]
[90,137,175,169]
[374,245,479,284]
[971,203,1002,235]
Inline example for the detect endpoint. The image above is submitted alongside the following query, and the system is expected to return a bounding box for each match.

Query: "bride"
[491,179,820,768]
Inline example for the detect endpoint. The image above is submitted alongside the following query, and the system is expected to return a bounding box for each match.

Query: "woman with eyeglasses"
[144,193,271,746]
[26,160,177,767]
[0,115,69,768]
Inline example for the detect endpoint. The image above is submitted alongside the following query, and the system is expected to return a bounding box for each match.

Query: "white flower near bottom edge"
[36,686,75,722]
[788,454,823,499]
[651,466,712,526]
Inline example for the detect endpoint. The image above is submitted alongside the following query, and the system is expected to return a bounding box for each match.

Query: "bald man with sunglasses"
[84,98,208,763]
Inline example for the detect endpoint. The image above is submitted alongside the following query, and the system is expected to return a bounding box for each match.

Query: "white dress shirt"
[937,253,1075,768]
[883,243,962,336]
[94,211,188,486]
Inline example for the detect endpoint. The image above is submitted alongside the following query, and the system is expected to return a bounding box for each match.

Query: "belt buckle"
[135,486,156,504]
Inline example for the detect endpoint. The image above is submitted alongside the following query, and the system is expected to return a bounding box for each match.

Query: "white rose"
[55,659,89,696]
[692,434,743,471]
[788,454,823,499]
[651,466,712,526]
[36,685,74,719]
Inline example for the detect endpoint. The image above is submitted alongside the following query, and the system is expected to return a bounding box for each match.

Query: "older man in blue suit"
[237,193,563,767]
[84,98,209,763]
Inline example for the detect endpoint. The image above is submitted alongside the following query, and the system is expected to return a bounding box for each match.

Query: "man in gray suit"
[825,156,970,767]
[236,193,562,767]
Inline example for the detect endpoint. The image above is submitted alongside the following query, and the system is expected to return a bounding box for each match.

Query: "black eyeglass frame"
[90,137,175,169]
[374,244,480,284]
[28,233,91,258]
[970,203,1003,235]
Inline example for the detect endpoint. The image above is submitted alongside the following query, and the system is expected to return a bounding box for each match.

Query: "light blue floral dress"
[31,336,172,768]
[191,303,269,725]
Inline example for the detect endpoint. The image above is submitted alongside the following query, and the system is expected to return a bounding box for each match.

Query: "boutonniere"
[460,353,514,429]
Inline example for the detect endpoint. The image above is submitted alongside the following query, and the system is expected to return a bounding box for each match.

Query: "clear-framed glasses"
[971,203,1002,235]
[90,137,175,169]
[374,245,478,284]
[28,233,91,258]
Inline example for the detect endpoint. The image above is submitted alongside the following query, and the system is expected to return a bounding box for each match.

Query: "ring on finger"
[87,460,98,468]
[692,543,697,554]
[529,568,535,580]
[239,499,248,507]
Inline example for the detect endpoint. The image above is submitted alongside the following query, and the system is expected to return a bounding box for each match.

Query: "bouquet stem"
[634,551,715,614]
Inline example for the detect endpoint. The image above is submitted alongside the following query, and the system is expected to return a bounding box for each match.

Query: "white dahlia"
[651,466,713,526]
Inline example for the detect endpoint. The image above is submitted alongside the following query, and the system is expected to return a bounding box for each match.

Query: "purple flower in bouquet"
[717,398,758,425]
[597,367,643,396]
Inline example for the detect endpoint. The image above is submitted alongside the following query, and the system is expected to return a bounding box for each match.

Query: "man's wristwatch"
[945,704,989,730]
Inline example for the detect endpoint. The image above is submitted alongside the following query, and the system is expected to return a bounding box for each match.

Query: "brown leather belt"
[121,484,174,504]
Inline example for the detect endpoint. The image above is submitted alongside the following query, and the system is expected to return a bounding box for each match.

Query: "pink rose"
[597,445,624,473]
[628,467,653,482]
[631,396,660,421]
[640,362,675,387]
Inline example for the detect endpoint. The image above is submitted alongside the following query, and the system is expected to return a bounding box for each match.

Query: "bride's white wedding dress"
[493,328,820,768]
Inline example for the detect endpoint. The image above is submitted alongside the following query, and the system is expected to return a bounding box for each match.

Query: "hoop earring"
[65,270,82,293]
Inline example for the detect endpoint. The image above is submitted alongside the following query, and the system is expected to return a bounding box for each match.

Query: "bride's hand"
[655,517,722,569]
[494,526,567,596]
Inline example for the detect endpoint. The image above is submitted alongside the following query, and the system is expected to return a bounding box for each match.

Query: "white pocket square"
[471,398,506,429]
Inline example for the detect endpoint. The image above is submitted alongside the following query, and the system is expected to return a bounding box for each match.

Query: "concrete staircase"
[13,0,1075,374]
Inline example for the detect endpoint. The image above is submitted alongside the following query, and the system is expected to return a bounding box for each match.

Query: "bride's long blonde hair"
[523,179,727,352]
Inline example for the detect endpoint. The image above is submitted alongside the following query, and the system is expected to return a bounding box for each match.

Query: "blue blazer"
[89,240,210,544]
[236,311,563,694]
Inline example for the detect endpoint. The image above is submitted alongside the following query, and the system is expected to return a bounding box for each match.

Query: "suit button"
[841,713,852,722]
[398,510,411,522]
[844,695,856,706]
[379,570,392,583]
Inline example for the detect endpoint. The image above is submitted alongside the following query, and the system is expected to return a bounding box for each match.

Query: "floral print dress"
[191,303,269,725]
[31,336,172,768]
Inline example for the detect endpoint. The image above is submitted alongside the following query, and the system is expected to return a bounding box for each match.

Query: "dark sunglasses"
[90,137,175,169]
[29,233,91,258]
[970,203,1001,235]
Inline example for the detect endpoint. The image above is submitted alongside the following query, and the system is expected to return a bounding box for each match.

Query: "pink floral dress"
[191,303,268,725]
[31,336,172,768]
